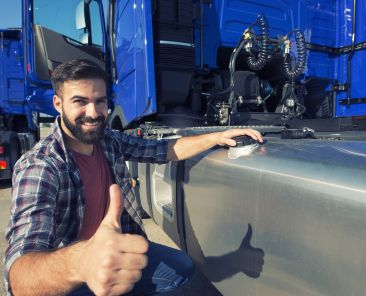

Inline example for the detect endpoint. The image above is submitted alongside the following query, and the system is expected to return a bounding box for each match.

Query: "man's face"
[54,78,109,144]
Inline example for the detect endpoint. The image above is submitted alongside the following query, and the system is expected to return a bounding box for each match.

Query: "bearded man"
[4,59,263,296]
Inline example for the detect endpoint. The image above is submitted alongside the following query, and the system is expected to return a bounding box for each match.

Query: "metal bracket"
[339,98,366,105]
[332,83,349,92]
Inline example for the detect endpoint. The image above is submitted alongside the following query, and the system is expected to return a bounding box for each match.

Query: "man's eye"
[97,99,108,105]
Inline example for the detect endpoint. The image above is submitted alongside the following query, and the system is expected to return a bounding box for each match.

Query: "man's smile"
[82,121,101,127]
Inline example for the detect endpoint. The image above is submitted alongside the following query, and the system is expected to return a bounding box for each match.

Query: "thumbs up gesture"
[239,224,265,278]
[101,184,125,231]
[79,184,149,296]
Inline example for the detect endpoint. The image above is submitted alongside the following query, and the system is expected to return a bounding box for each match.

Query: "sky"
[0,0,108,30]
[0,0,22,29]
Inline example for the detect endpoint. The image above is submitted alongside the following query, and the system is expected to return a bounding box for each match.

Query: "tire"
[8,132,20,175]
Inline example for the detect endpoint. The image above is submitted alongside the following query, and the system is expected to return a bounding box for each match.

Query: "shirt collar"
[52,116,77,166]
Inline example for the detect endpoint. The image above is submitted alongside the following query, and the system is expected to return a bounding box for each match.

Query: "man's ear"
[53,95,62,114]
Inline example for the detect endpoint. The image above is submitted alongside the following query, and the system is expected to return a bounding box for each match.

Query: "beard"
[62,110,107,144]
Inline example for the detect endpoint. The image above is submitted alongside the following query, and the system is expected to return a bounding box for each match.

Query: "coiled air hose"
[227,14,271,107]
[247,14,271,71]
[283,29,307,81]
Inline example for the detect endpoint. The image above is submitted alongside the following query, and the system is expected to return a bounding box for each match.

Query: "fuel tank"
[183,132,366,296]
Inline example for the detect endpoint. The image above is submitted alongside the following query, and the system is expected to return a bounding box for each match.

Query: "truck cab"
[25,0,366,128]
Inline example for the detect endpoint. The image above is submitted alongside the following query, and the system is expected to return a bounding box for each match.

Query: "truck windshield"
[33,0,103,48]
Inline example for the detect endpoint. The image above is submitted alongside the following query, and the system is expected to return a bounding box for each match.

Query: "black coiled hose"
[247,14,271,71]
[283,30,307,80]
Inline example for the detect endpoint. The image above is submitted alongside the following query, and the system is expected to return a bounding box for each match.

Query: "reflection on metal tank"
[183,135,366,296]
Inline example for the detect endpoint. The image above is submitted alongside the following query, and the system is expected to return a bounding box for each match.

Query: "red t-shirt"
[72,144,115,240]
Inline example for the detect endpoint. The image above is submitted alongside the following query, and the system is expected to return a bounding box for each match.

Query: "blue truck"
[4,0,366,294]
[0,28,47,180]
[1,0,366,178]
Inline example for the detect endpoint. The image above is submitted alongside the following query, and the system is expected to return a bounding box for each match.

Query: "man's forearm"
[9,242,85,296]
[167,132,218,161]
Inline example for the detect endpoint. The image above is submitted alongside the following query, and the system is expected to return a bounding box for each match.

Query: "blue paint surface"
[0,33,25,115]
[336,0,366,116]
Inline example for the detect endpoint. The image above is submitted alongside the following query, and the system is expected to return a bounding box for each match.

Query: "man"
[4,59,263,296]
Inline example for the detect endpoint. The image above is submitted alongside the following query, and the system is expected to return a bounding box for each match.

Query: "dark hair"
[51,59,108,96]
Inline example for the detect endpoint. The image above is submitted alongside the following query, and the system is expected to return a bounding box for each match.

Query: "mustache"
[75,116,105,125]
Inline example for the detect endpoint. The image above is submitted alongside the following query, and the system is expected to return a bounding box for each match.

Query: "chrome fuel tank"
[183,135,366,296]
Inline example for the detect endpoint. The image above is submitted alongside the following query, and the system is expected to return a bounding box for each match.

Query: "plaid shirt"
[3,117,168,293]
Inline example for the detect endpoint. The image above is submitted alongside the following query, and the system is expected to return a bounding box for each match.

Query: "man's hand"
[167,128,264,161]
[215,128,263,147]
[8,184,149,296]
[78,184,149,296]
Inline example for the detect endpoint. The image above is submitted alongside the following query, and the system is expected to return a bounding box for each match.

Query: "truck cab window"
[33,0,103,47]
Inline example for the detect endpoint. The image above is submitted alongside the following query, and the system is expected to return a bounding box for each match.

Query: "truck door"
[110,0,157,126]
[24,0,106,86]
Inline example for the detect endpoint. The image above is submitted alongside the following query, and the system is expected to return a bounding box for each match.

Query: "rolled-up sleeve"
[117,133,169,164]
[3,158,59,292]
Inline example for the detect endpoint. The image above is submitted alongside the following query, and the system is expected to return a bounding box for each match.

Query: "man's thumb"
[103,184,124,231]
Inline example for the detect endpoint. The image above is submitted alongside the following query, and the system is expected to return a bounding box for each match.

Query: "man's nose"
[85,103,99,118]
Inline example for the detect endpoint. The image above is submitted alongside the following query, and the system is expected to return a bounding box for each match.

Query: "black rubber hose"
[228,39,246,105]
[247,14,271,71]
[283,30,307,80]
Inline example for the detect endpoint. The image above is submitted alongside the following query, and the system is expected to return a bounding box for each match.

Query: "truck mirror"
[79,32,89,44]
[76,0,86,30]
